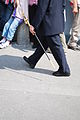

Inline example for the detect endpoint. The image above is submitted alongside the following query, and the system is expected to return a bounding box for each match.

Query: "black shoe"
[68,44,80,51]
[23,56,35,69]
[52,70,70,77]
[68,45,76,50]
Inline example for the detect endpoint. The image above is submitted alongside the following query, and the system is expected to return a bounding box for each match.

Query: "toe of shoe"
[23,56,35,69]
[23,56,28,62]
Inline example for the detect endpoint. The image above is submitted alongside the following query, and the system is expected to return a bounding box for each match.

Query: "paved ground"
[0,43,80,120]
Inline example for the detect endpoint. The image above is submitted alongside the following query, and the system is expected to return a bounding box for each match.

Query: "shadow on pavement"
[0,55,53,75]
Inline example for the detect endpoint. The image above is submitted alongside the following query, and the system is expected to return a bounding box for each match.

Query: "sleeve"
[32,0,50,30]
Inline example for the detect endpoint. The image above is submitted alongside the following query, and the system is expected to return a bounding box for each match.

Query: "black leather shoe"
[52,70,70,77]
[68,45,80,51]
[23,56,35,69]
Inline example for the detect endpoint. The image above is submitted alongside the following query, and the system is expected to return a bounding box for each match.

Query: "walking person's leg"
[60,32,68,53]
[46,35,70,76]
[68,8,80,50]
[23,36,48,68]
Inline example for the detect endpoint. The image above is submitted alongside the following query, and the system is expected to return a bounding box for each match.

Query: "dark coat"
[32,0,66,36]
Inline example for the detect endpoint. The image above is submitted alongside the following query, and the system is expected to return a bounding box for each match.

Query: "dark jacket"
[32,0,66,36]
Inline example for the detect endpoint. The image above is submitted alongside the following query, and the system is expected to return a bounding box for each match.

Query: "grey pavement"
[0,43,80,120]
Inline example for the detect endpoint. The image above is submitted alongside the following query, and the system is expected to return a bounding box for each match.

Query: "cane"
[20,4,55,68]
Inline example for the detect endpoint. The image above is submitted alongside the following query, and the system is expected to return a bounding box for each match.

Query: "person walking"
[68,0,80,50]
[23,0,70,76]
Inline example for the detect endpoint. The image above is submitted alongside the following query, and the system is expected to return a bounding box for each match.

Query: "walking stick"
[20,4,55,68]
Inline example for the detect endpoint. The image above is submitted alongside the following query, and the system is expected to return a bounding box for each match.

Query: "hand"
[30,25,35,35]
[73,7,78,15]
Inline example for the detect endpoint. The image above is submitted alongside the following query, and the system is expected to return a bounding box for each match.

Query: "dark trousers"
[29,5,39,47]
[0,2,14,32]
[28,34,70,73]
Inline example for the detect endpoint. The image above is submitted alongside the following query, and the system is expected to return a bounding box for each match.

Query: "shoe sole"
[52,72,70,77]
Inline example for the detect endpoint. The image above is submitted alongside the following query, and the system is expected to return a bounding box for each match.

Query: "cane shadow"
[0,55,53,75]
